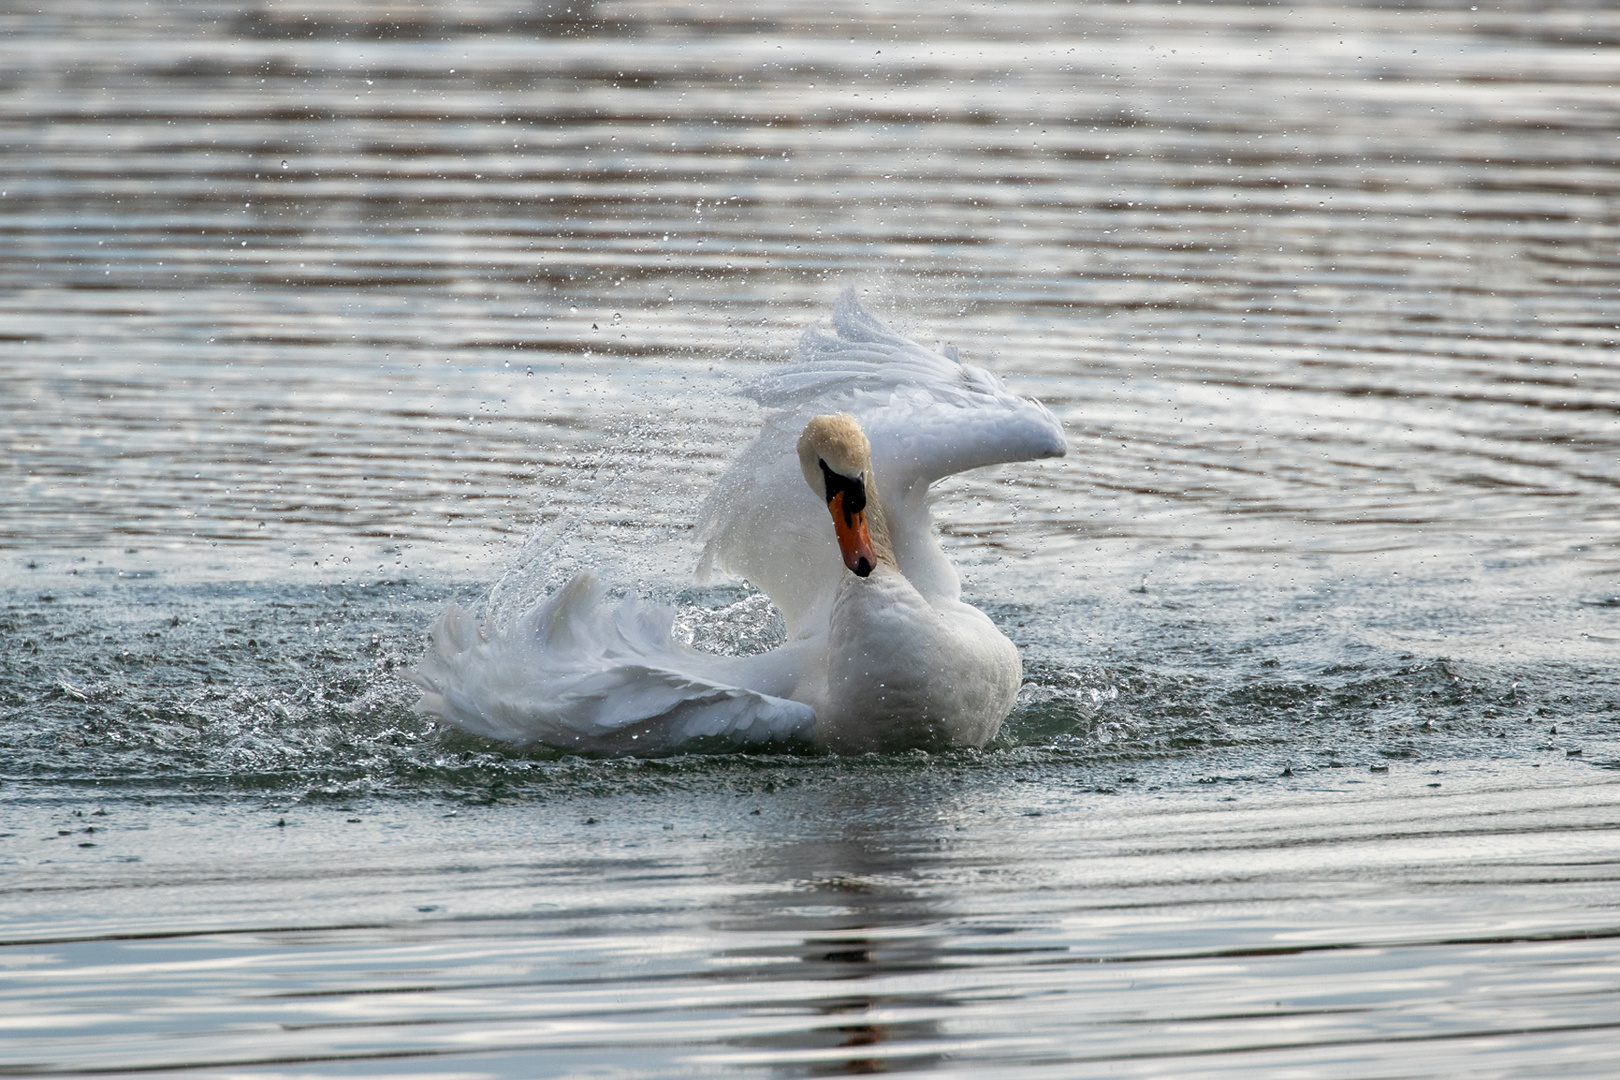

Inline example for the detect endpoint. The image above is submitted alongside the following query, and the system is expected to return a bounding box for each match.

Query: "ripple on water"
[2,0,1617,587]
[3,770,1620,1076]
[3,1,1620,1076]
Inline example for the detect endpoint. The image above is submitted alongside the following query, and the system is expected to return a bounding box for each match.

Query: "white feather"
[410,291,1065,754]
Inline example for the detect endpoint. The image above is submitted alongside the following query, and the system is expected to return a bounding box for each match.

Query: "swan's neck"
[864,473,899,570]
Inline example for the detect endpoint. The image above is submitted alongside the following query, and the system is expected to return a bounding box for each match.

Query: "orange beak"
[828,491,876,578]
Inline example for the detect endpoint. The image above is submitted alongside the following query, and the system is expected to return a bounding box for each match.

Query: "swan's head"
[798,413,878,578]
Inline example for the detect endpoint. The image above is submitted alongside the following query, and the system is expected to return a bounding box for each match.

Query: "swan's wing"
[409,573,816,754]
[747,292,1066,491]
[697,290,1065,632]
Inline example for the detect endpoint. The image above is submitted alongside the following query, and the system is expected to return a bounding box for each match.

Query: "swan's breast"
[817,567,1020,753]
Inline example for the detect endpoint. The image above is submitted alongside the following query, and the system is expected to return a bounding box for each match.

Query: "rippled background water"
[3,1,1620,1076]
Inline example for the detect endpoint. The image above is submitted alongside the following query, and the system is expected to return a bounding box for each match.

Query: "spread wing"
[696,290,1066,634]
[410,573,816,754]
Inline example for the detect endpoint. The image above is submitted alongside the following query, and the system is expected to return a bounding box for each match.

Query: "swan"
[409,291,1066,754]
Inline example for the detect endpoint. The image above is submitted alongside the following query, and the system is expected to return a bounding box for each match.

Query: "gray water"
[4,0,1620,1075]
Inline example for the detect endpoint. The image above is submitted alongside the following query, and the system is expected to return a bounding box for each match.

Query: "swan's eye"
[818,460,866,517]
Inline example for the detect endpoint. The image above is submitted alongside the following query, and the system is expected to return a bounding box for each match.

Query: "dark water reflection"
[706,782,967,1074]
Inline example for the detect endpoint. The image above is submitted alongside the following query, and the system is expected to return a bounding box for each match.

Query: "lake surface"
[3,0,1619,1075]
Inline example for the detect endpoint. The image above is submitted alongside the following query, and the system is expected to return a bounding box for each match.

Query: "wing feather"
[409,573,815,754]
[697,291,1065,632]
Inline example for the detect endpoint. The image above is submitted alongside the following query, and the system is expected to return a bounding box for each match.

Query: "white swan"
[409,291,1065,754]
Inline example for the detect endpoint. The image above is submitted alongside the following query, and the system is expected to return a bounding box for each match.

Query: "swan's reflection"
[702,767,996,1076]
